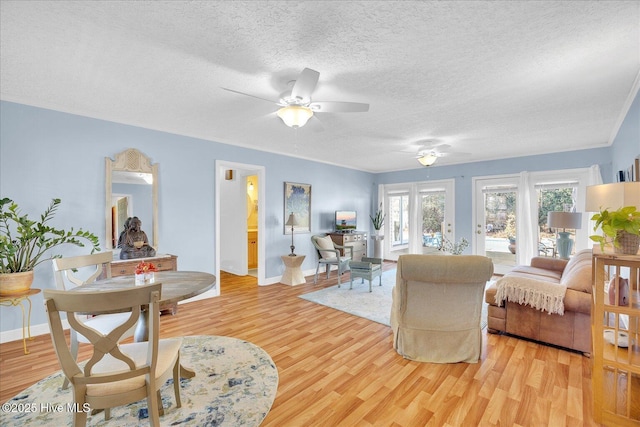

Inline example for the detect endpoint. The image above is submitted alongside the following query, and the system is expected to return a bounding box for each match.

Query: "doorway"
[215,160,266,290]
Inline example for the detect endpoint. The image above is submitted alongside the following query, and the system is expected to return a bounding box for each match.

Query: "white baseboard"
[0,319,70,344]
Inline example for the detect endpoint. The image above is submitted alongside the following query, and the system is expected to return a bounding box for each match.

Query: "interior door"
[220,173,248,276]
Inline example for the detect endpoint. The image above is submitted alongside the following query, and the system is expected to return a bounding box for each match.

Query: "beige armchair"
[44,283,182,426]
[391,254,494,363]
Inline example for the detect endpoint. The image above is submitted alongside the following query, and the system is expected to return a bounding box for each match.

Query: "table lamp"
[547,211,582,259]
[285,212,299,256]
[585,182,640,212]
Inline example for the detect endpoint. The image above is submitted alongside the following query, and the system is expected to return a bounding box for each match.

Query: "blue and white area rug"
[300,269,489,329]
[0,335,278,426]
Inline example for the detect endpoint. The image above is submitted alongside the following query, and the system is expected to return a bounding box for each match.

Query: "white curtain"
[516,171,538,265]
[584,164,604,243]
[587,164,603,187]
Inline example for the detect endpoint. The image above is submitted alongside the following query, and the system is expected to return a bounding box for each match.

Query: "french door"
[383,180,455,260]
[473,176,518,275]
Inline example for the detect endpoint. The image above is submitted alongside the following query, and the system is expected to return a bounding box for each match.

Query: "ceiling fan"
[400,141,470,167]
[222,68,369,128]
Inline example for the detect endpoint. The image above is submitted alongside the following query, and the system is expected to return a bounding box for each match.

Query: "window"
[536,181,579,257]
[389,194,409,247]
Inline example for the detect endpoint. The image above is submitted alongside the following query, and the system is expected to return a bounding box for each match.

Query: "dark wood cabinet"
[329,232,367,262]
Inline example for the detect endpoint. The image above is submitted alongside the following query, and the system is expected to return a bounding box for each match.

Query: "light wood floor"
[0,263,599,426]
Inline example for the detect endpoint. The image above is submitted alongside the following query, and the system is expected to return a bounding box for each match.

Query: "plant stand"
[372,234,384,259]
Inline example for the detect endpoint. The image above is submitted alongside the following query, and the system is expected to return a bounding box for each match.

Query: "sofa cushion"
[530,256,568,272]
[505,266,562,283]
[485,281,499,306]
[562,249,592,276]
[560,258,592,292]
[560,249,592,293]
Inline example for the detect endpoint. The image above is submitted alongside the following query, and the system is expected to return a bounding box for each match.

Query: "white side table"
[280,255,306,286]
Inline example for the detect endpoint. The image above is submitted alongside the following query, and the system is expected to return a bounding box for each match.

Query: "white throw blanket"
[494,276,566,315]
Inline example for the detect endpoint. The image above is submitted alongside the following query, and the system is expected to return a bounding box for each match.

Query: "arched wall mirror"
[105,148,158,250]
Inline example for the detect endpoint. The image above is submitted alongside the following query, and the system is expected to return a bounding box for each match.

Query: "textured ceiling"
[1,1,639,172]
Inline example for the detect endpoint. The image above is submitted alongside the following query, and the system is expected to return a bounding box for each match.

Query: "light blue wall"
[0,101,374,331]
[610,90,640,181]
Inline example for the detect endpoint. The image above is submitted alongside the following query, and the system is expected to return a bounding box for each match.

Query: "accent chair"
[391,254,494,363]
[311,234,353,285]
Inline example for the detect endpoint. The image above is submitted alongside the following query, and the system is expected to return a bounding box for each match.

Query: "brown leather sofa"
[484,249,592,354]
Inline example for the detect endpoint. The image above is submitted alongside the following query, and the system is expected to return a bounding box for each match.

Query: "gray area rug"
[0,335,278,426]
[300,269,489,329]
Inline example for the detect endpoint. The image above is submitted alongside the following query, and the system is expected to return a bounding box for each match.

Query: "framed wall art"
[284,181,311,234]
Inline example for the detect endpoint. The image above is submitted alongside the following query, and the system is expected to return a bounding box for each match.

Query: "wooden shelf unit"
[591,247,640,426]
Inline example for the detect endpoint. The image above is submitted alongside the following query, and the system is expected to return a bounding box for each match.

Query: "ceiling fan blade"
[290,68,319,102]
[309,101,369,113]
[306,115,325,133]
[221,87,278,104]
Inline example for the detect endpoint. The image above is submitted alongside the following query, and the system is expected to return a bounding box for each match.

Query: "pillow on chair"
[316,235,336,259]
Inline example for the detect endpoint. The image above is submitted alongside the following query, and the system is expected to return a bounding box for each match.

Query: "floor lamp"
[285,212,299,256]
[548,211,582,259]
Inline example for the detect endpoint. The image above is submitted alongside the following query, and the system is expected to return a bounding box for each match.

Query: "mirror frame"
[105,148,159,250]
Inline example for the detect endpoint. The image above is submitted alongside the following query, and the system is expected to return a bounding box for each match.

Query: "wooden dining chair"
[44,283,182,426]
[52,251,136,389]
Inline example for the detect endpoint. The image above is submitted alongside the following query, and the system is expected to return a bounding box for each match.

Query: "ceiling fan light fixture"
[277,105,313,128]
[417,153,438,167]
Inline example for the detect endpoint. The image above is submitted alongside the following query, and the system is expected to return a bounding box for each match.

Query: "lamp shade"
[417,153,437,167]
[548,211,582,230]
[285,213,298,227]
[277,105,313,128]
[585,182,640,212]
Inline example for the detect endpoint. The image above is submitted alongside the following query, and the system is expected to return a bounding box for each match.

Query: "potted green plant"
[589,206,640,254]
[370,204,385,235]
[0,197,100,295]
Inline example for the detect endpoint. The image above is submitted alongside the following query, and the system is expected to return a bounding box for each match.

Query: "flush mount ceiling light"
[417,152,438,167]
[277,105,314,128]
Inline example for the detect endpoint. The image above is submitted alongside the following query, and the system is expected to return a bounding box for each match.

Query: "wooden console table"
[0,288,41,354]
